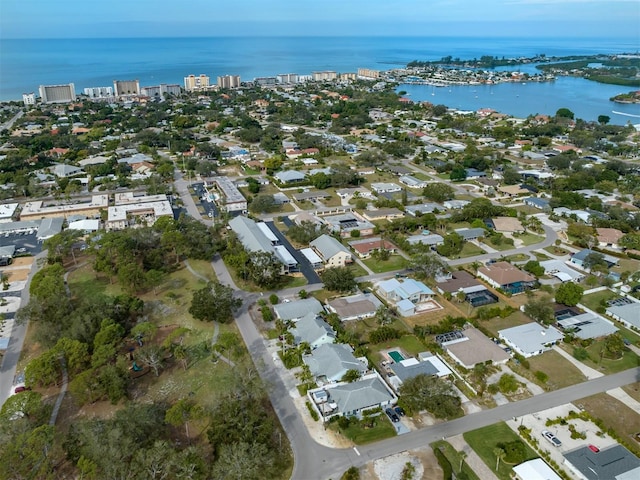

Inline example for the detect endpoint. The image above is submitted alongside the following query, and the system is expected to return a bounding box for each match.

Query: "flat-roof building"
[0,203,19,223]
[210,177,247,212]
[20,195,109,220]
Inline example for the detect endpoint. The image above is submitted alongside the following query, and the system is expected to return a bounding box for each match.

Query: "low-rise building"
[491,216,524,233]
[399,175,428,188]
[455,227,486,241]
[438,327,510,368]
[556,312,618,340]
[274,170,306,184]
[326,293,383,321]
[106,199,173,231]
[322,212,375,238]
[563,445,640,480]
[371,182,402,194]
[477,261,537,295]
[290,313,336,349]
[539,260,585,283]
[569,249,619,270]
[362,208,404,222]
[386,353,451,392]
[21,195,109,220]
[596,228,624,250]
[406,233,444,247]
[606,303,640,330]
[310,234,353,268]
[273,298,325,323]
[405,203,441,216]
[210,176,247,212]
[36,217,64,241]
[0,203,18,223]
[498,323,564,358]
[524,197,551,211]
[304,343,368,383]
[348,237,398,259]
[513,459,562,480]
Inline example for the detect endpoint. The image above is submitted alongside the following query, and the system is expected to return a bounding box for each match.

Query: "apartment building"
[184,74,210,91]
[39,83,76,104]
[217,75,241,89]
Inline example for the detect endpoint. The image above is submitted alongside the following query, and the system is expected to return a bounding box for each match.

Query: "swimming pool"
[388,350,405,363]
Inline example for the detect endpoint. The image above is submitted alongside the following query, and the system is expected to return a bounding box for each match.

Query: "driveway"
[264,221,322,285]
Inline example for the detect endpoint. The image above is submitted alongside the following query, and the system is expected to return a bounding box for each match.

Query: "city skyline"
[1,0,639,39]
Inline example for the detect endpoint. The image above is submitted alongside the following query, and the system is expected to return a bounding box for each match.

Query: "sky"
[1,0,639,39]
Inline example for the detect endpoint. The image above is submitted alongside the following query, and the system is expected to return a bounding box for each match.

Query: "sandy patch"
[0,296,22,314]
[372,451,425,480]
[1,269,30,282]
[291,388,353,448]
[10,257,34,268]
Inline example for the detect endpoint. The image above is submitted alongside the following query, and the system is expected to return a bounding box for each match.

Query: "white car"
[542,430,562,447]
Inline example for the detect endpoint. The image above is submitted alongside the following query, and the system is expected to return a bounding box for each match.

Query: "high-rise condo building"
[22,93,36,106]
[311,71,338,82]
[184,74,210,91]
[141,84,182,97]
[217,75,241,89]
[83,86,114,98]
[276,73,299,84]
[38,83,76,104]
[357,68,380,79]
[113,79,141,97]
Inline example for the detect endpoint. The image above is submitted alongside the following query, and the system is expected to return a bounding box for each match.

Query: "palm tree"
[459,450,467,472]
[494,447,505,471]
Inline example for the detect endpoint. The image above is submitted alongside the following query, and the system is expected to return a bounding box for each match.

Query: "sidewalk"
[447,434,500,480]
[606,387,640,413]
[552,345,603,380]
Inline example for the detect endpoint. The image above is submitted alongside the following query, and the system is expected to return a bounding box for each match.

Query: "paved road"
[0,252,46,408]
[0,110,24,131]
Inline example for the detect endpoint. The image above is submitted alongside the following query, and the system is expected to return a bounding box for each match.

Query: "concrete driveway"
[264,221,322,285]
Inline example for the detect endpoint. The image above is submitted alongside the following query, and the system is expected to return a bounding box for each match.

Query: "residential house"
[274,170,306,184]
[443,200,470,210]
[228,216,299,273]
[455,228,486,241]
[407,233,444,247]
[399,175,428,189]
[303,343,368,383]
[465,168,487,179]
[606,303,640,330]
[438,326,510,368]
[326,293,383,321]
[348,237,398,259]
[596,228,624,250]
[569,249,619,270]
[563,445,640,480]
[556,312,618,340]
[336,187,373,199]
[523,197,551,211]
[273,298,325,323]
[553,207,592,223]
[362,208,404,221]
[300,247,324,270]
[322,212,375,238]
[36,217,64,241]
[309,373,396,420]
[310,234,353,268]
[51,163,84,178]
[293,211,323,227]
[477,261,537,294]
[539,260,585,283]
[376,278,435,316]
[292,190,333,203]
[498,185,530,197]
[436,270,497,306]
[513,459,562,480]
[498,323,564,357]
[386,353,451,392]
[371,182,402,194]
[290,313,336,349]
[405,203,441,216]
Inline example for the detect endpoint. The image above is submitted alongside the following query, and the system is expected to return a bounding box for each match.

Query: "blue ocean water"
[1,36,639,123]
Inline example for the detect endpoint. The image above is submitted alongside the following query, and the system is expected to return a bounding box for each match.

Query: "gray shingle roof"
[291,313,336,346]
[310,234,350,261]
[389,360,438,382]
[328,377,394,414]
[273,298,325,321]
[564,445,640,480]
[304,343,366,382]
[229,216,276,254]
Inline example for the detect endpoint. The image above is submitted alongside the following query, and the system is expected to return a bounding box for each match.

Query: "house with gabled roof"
[498,323,563,357]
[310,234,352,268]
[308,373,396,420]
[290,313,336,349]
[596,228,624,250]
[303,343,368,383]
[326,293,383,321]
[273,298,325,322]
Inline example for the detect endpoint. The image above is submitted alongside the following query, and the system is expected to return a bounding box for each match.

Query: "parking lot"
[0,231,43,257]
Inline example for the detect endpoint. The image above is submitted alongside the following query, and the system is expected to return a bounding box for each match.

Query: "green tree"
[497,373,520,393]
[165,398,204,439]
[602,333,625,359]
[321,266,356,292]
[555,282,584,306]
[341,466,361,480]
[523,260,544,277]
[556,108,575,119]
[422,183,455,202]
[341,369,362,383]
[524,296,554,324]
[189,281,241,323]
[409,251,448,279]
[398,374,462,419]
[597,115,610,125]
[437,232,464,258]
[249,194,277,213]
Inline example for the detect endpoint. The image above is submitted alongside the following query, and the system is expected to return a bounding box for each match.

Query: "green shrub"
[269,294,279,305]
[534,370,549,383]
[433,447,453,480]
[573,347,589,361]
[306,401,319,421]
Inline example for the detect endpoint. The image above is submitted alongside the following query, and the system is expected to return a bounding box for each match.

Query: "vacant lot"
[479,310,533,338]
[580,289,617,312]
[577,392,640,456]
[464,422,538,480]
[362,255,407,273]
[526,350,586,389]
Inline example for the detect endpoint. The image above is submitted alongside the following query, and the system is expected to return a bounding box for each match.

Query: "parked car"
[542,430,562,447]
[13,385,30,395]
[385,408,400,423]
[394,406,405,417]
[588,444,600,453]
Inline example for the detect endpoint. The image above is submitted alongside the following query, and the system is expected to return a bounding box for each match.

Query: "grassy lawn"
[431,440,481,480]
[513,233,544,246]
[561,341,639,375]
[533,252,551,261]
[526,350,586,389]
[482,238,516,252]
[577,392,640,457]
[464,422,538,480]
[543,246,571,256]
[580,289,617,312]
[479,310,533,338]
[330,415,397,444]
[348,262,369,278]
[457,242,486,258]
[367,334,427,361]
[622,383,640,402]
[503,253,530,262]
[186,259,217,282]
[280,275,308,289]
[67,264,122,298]
[362,255,408,273]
